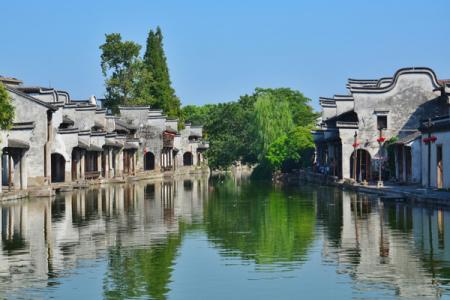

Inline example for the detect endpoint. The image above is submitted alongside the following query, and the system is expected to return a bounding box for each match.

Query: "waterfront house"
[0,76,209,197]
[313,67,448,185]
[418,102,450,189]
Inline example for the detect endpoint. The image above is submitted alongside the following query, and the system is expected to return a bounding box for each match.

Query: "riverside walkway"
[295,171,450,205]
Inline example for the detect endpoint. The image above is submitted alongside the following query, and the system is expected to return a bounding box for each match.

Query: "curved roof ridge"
[348,67,441,94]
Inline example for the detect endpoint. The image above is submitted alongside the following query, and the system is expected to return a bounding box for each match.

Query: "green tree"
[181,104,213,127]
[100,33,155,113]
[144,27,181,117]
[0,83,14,130]
[253,91,294,159]
[181,88,317,174]
[266,126,315,172]
[254,88,318,127]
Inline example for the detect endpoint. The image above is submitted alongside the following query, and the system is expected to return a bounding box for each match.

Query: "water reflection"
[317,190,448,298]
[1,176,450,298]
[205,178,316,268]
[0,176,208,299]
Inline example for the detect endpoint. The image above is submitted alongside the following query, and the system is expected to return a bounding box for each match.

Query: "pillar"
[65,158,72,183]
[20,151,27,189]
[341,144,353,180]
[132,151,136,175]
[13,152,21,189]
[402,146,407,182]
[108,148,113,178]
[104,149,109,179]
[97,152,102,178]
[173,151,177,171]
[80,150,85,180]
[118,150,124,177]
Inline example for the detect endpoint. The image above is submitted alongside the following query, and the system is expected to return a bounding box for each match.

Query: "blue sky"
[2,0,450,110]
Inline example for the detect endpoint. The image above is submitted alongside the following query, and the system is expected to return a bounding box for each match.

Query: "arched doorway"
[350,149,371,182]
[51,153,66,183]
[144,152,155,170]
[183,152,193,166]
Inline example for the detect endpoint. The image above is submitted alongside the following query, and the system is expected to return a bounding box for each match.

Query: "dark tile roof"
[5,86,57,111]
[394,131,421,145]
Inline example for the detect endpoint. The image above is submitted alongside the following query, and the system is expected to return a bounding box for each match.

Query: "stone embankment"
[282,170,450,206]
[0,165,210,203]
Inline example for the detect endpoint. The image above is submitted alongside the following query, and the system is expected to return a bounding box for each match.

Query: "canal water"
[1,176,450,299]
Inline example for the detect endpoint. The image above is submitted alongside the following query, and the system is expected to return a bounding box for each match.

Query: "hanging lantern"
[430,136,437,143]
[377,136,386,143]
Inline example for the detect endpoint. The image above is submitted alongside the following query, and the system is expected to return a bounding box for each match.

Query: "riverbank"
[283,170,450,206]
[0,165,209,203]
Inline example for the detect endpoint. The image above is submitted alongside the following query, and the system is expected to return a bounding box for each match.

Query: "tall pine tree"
[144,27,181,117]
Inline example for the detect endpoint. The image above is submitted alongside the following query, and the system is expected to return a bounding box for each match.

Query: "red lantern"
[352,142,359,148]
[423,137,430,144]
[377,137,386,143]
[430,136,437,143]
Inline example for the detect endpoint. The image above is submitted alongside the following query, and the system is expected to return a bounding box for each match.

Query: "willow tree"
[253,91,294,159]
[0,83,14,130]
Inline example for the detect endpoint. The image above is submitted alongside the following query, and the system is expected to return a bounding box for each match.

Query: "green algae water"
[1,175,450,299]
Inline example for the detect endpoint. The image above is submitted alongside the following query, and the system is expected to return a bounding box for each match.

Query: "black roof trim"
[6,86,57,111]
[349,67,441,94]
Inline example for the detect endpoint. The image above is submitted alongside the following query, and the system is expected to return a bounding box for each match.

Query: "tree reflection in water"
[205,177,316,267]
[3,176,450,299]
[103,230,183,300]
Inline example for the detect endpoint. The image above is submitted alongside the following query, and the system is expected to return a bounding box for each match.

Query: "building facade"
[314,67,449,187]
[0,76,209,195]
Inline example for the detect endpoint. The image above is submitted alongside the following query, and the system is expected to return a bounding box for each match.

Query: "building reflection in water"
[317,189,450,298]
[1,179,450,298]
[0,175,209,298]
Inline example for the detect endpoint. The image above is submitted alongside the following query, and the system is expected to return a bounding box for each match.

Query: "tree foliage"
[253,90,294,159]
[182,87,318,176]
[100,27,180,116]
[100,33,155,114]
[267,126,315,172]
[181,104,214,129]
[0,83,14,130]
[144,27,181,117]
